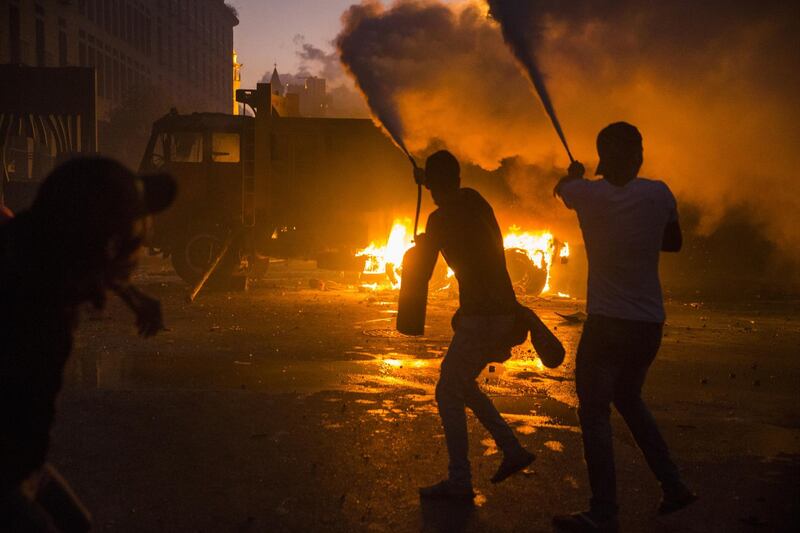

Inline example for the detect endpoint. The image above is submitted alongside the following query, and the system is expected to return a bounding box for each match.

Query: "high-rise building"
[0,0,239,119]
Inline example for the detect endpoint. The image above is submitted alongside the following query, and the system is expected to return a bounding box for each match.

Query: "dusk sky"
[228,0,358,88]
[228,1,461,89]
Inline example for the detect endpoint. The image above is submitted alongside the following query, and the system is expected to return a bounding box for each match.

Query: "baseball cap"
[424,150,460,190]
[595,122,642,175]
[32,157,176,235]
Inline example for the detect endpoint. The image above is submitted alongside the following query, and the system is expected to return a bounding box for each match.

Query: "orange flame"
[503,226,562,293]
[356,220,569,292]
[357,219,416,288]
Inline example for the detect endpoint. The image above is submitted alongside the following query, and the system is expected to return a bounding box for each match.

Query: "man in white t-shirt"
[552,122,695,532]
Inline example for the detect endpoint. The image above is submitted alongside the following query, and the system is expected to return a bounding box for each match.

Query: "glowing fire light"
[503,226,566,293]
[356,221,569,293]
[357,219,416,288]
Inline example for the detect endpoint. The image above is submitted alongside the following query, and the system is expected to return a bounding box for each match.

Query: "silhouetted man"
[552,123,695,532]
[0,158,175,532]
[414,150,535,501]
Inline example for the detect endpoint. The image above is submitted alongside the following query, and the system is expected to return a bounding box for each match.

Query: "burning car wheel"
[171,232,238,285]
[505,248,547,295]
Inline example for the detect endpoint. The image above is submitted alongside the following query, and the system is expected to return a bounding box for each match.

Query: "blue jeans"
[576,314,684,516]
[436,314,522,487]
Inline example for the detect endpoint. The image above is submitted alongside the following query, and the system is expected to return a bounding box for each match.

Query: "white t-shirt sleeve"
[661,182,679,223]
[558,179,592,210]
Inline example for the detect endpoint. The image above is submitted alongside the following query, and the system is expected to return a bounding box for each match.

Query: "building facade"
[1,0,238,119]
[232,48,241,114]
[269,66,330,118]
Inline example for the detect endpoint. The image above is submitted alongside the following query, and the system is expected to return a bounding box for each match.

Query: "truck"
[138,83,411,285]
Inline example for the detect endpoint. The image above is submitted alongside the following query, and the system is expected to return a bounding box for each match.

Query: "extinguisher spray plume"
[487,0,574,163]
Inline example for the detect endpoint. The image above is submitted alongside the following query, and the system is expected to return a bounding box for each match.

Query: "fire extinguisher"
[396,159,433,336]
[396,235,437,336]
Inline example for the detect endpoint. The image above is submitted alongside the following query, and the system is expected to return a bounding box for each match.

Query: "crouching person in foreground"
[0,158,176,532]
[412,150,536,502]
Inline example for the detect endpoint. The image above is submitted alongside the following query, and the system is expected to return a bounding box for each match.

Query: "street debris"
[555,311,587,323]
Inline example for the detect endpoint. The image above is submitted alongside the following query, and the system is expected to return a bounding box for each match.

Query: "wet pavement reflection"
[55,260,800,532]
[68,261,800,460]
[69,268,586,427]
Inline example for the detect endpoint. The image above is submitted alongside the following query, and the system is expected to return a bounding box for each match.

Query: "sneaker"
[418,480,475,502]
[553,511,619,532]
[658,487,697,514]
[490,449,536,484]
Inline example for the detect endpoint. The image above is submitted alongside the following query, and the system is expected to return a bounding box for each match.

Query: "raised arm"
[553,160,586,199]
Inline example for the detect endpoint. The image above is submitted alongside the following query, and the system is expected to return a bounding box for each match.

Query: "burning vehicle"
[355,219,569,296]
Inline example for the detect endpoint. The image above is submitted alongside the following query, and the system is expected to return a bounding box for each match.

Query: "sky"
[229,0,357,88]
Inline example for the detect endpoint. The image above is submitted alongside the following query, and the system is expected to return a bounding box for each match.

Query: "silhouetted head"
[595,122,643,186]
[424,150,460,206]
[31,157,176,292]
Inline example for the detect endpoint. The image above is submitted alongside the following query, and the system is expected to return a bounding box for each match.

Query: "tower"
[269,65,283,96]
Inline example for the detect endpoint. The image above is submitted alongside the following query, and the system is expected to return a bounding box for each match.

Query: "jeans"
[436,314,522,487]
[576,314,684,516]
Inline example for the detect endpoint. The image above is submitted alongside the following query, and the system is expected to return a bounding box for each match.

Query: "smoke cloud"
[335,0,800,260]
[337,6,414,153]
[486,0,573,161]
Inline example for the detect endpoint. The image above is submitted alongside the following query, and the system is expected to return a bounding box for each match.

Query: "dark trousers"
[436,314,522,487]
[576,314,683,516]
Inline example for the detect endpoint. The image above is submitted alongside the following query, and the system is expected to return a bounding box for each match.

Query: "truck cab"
[139,83,411,284]
[139,111,254,283]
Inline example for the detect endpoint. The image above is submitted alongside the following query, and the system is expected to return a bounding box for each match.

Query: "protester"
[412,150,536,502]
[552,122,696,532]
[0,157,175,532]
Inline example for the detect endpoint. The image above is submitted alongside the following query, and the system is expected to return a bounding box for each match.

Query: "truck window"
[171,132,203,163]
[211,132,240,163]
[150,133,169,168]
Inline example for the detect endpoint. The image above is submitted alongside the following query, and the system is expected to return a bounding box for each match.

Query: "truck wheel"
[171,232,238,285]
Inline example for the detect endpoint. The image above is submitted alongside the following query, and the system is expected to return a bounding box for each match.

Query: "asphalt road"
[50,258,800,532]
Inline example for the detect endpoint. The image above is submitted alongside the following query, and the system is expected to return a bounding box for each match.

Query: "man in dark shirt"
[415,150,535,501]
[0,157,175,532]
